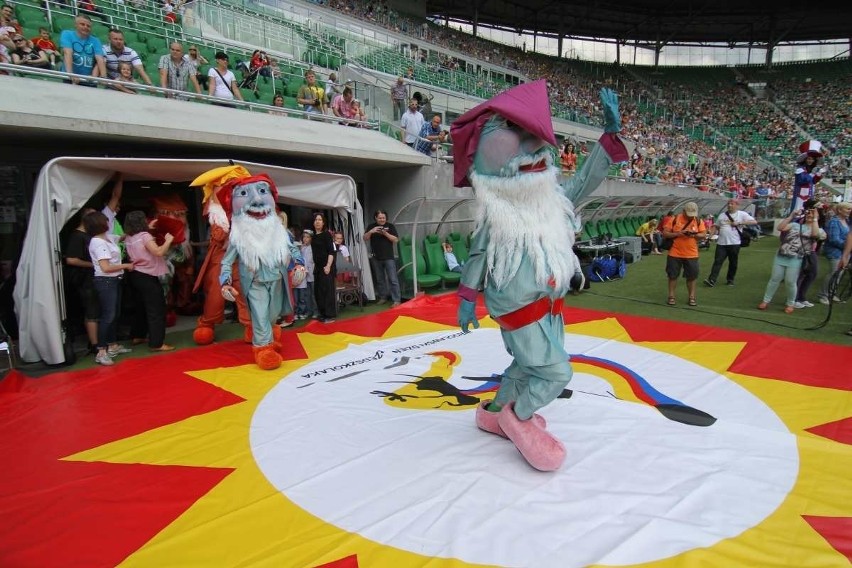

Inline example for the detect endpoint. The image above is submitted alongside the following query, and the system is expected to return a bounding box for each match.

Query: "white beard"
[207,201,229,232]
[228,212,291,273]
[471,166,580,291]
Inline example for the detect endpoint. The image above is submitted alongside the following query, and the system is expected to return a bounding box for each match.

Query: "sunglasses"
[14,38,25,42]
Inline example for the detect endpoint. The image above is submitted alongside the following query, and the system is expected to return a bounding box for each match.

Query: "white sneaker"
[801,301,814,308]
[819,297,830,305]
[107,345,132,357]
[95,353,114,366]
[793,302,805,309]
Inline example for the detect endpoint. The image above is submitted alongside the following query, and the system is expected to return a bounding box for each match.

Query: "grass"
[12,234,852,377]
[568,236,852,345]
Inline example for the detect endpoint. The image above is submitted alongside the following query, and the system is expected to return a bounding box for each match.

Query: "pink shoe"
[475,401,546,438]
[497,403,566,471]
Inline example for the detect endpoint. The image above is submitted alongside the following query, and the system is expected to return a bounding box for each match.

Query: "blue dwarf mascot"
[451,80,629,471]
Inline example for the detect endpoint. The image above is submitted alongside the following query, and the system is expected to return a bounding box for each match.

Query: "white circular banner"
[251,329,798,567]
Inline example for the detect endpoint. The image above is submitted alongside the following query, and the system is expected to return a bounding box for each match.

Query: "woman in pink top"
[124,211,176,351]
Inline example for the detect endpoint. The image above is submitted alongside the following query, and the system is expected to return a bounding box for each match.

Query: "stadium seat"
[423,234,461,287]
[397,236,441,291]
[446,232,469,263]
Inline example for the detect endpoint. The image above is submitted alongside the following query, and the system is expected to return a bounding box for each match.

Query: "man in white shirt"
[399,98,424,147]
[103,29,153,85]
[704,199,758,287]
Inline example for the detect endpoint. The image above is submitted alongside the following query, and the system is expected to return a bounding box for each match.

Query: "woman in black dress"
[310,212,337,323]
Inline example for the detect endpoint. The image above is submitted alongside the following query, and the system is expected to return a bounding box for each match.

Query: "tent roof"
[50,157,360,210]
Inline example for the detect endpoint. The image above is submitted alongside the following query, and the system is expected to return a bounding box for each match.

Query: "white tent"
[14,157,374,365]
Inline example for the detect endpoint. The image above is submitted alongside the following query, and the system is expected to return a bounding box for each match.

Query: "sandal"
[149,344,176,352]
[783,306,795,314]
[688,297,697,307]
[667,296,676,306]
[757,302,768,310]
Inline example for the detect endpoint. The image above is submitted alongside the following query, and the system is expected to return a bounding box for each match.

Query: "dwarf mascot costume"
[452,80,628,471]
[216,171,304,370]
[190,166,254,345]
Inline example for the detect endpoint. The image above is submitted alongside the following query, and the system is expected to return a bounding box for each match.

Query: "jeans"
[375,258,400,303]
[796,251,818,302]
[295,287,310,316]
[818,257,841,300]
[93,276,122,349]
[763,259,801,307]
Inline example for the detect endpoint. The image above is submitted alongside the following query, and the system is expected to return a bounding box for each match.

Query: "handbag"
[726,212,750,247]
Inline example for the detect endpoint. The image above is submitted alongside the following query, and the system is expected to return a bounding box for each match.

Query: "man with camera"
[662,201,707,307]
[704,198,758,287]
[364,210,401,306]
[415,113,449,156]
[297,70,326,115]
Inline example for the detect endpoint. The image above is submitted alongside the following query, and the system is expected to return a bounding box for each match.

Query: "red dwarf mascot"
[190,166,254,345]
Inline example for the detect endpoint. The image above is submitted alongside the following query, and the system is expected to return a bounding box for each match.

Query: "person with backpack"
[662,202,706,307]
[703,199,758,287]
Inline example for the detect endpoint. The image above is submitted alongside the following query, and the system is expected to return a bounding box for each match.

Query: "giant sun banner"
[1,295,850,567]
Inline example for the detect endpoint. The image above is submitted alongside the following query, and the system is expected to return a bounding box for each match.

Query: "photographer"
[297,70,326,115]
[662,201,706,307]
[758,207,825,314]
[364,210,401,307]
[415,113,448,156]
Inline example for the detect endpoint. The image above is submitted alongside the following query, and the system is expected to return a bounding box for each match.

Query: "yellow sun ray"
[61,315,852,568]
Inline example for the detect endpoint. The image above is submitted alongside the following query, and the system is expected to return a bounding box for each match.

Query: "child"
[442,242,463,272]
[30,27,57,68]
[296,230,316,319]
[333,231,350,263]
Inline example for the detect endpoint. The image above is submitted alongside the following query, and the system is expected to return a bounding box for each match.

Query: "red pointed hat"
[215,173,278,218]
[797,140,824,163]
[450,79,557,187]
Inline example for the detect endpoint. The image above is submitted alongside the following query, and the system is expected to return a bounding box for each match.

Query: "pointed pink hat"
[450,79,557,187]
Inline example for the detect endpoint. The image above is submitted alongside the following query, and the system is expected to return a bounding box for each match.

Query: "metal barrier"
[0,62,379,127]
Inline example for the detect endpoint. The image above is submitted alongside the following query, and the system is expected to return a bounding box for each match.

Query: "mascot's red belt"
[493,297,564,331]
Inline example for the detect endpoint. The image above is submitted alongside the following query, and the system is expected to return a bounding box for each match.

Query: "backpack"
[589,254,627,282]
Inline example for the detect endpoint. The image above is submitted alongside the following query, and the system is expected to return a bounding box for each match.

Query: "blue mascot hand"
[458,299,480,333]
[600,88,621,133]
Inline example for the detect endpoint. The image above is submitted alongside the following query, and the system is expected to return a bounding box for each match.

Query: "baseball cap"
[215,51,228,60]
[683,202,699,216]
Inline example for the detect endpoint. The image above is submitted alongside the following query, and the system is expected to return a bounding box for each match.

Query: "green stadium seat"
[423,234,460,287]
[397,236,441,291]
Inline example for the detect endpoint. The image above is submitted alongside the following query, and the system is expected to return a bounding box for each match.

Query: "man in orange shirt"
[662,201,706,307]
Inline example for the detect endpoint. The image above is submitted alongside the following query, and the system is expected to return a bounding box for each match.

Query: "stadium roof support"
[425,0,852,49]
